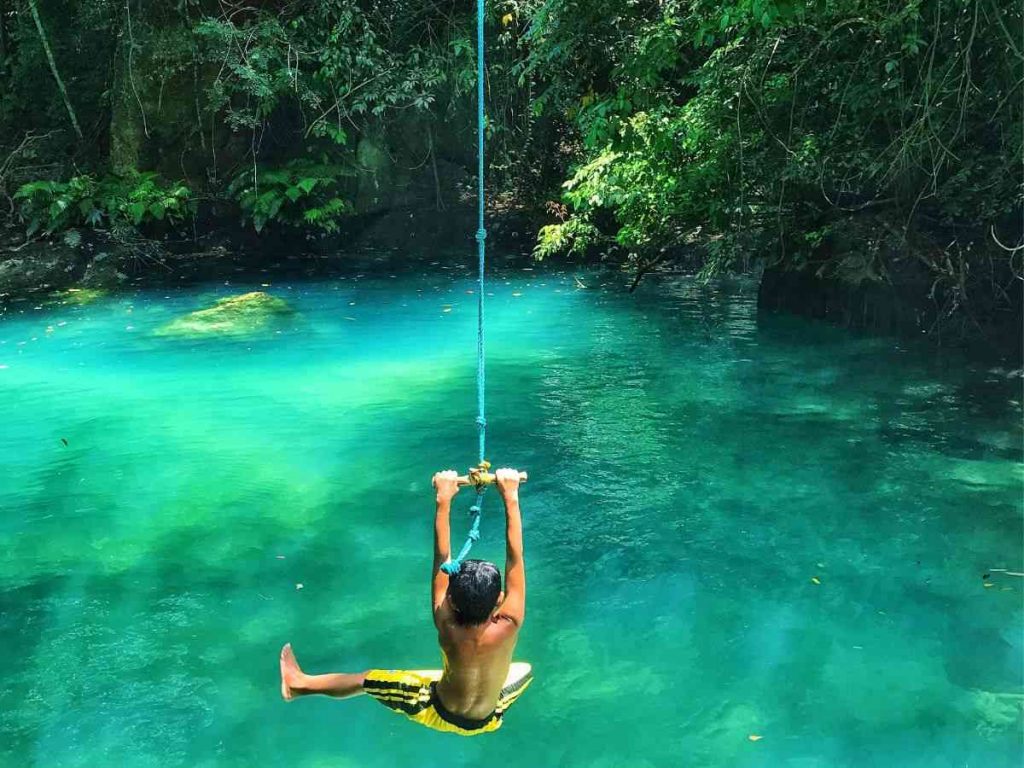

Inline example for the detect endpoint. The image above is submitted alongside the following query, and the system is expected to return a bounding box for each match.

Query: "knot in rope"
[475,415,487,428]
[475,228,487,242]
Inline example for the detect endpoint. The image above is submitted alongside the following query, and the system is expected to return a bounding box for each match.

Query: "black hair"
[448,559,501,626]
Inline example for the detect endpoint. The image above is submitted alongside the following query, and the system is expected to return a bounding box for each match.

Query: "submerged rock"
[48,287,109,306]
[968,690,1024,736]
[157,291,294,338]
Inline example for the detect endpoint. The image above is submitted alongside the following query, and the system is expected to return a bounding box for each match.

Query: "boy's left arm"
[431,471,459,622]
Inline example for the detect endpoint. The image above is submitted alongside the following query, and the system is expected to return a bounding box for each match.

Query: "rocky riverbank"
[0,202,542,306]
[3,211,1019,364]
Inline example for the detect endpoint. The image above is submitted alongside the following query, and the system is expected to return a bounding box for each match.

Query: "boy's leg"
[280,643,368,701]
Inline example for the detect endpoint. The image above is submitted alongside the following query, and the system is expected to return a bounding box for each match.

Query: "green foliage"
[195,2,467,137]
[523,0,1023,280]
[0,0,473,226]
[0,0,121,167]
[14,172,194,236]
[1,0,1018,345]
[536,217,601,259]
[228,158,355,233]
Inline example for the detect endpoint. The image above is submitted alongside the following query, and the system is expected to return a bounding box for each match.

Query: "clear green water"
[1,269,1021,767]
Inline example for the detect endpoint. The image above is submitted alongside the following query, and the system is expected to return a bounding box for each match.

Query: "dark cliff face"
[755,209,1023,363]
[758,261,1022,365]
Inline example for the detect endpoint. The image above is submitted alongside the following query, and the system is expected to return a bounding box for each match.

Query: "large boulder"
[0,243,86,298]
[156,291,294,338]
[80,250,132,288]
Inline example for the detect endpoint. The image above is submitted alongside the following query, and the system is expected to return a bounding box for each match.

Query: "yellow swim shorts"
[362,662,533,736]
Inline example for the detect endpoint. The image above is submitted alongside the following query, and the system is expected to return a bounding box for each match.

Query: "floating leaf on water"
[295,583,304,590]
[983,582,994,588]
[811,576,821,585]
[748,734,763,742]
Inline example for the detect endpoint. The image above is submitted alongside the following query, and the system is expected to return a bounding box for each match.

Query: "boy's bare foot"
[280,643,305,701]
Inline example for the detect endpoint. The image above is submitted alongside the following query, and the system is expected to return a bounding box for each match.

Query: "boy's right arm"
[495,468,526,626]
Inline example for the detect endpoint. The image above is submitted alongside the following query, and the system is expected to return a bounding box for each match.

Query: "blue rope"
[442,0,487,577]
[474,0,487,468]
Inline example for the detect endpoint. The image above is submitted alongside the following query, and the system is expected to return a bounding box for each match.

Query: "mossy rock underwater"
[47,288,109,306]
[156,292,295,338]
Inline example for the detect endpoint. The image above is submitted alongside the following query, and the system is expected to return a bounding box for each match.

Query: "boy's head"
[447,559,502,626]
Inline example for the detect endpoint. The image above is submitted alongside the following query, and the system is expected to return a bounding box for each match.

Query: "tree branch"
[27,0,83,140]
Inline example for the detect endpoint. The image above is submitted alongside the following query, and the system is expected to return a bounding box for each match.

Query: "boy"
[279,467,530,735]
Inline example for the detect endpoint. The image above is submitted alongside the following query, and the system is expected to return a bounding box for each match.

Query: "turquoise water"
[1,268,1021,767]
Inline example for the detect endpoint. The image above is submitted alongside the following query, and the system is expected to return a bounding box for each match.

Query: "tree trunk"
[0,0,9,68]
[27,0,83,140]
[109,90,143,174]
[109,13,143,175]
